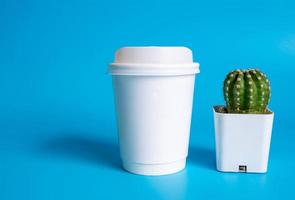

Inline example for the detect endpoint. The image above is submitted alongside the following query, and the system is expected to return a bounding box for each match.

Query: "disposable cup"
[109,47,200,175]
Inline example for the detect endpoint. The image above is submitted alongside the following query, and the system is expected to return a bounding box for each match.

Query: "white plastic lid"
[108,47,200,76]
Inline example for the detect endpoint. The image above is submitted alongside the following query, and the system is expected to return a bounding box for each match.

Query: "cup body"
[112,75,195,175]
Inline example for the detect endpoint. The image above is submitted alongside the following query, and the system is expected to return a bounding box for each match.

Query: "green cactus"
[223,69,271,114]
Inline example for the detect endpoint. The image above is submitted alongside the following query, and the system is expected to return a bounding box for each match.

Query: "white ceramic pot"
[109,47,200,176]
[213,106,274,173]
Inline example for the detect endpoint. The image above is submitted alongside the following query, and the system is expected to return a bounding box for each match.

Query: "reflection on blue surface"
[147,170,188,200]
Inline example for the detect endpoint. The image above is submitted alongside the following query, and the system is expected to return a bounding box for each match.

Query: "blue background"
[1,0,295,199]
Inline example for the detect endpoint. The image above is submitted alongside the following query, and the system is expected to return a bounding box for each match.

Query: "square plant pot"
[213,106,274,173]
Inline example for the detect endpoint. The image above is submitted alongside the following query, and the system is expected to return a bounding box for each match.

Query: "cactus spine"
[223,69,271,114]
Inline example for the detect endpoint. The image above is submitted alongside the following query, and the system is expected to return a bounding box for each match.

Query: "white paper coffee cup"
[109,47,200,175]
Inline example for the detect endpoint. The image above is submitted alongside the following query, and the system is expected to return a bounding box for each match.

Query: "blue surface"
[1,0,295,199]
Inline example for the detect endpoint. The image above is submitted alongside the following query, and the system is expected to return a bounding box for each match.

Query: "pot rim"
[213,105,274,116]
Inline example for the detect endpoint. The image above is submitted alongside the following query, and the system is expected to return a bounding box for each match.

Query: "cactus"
[223,69,271,114]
